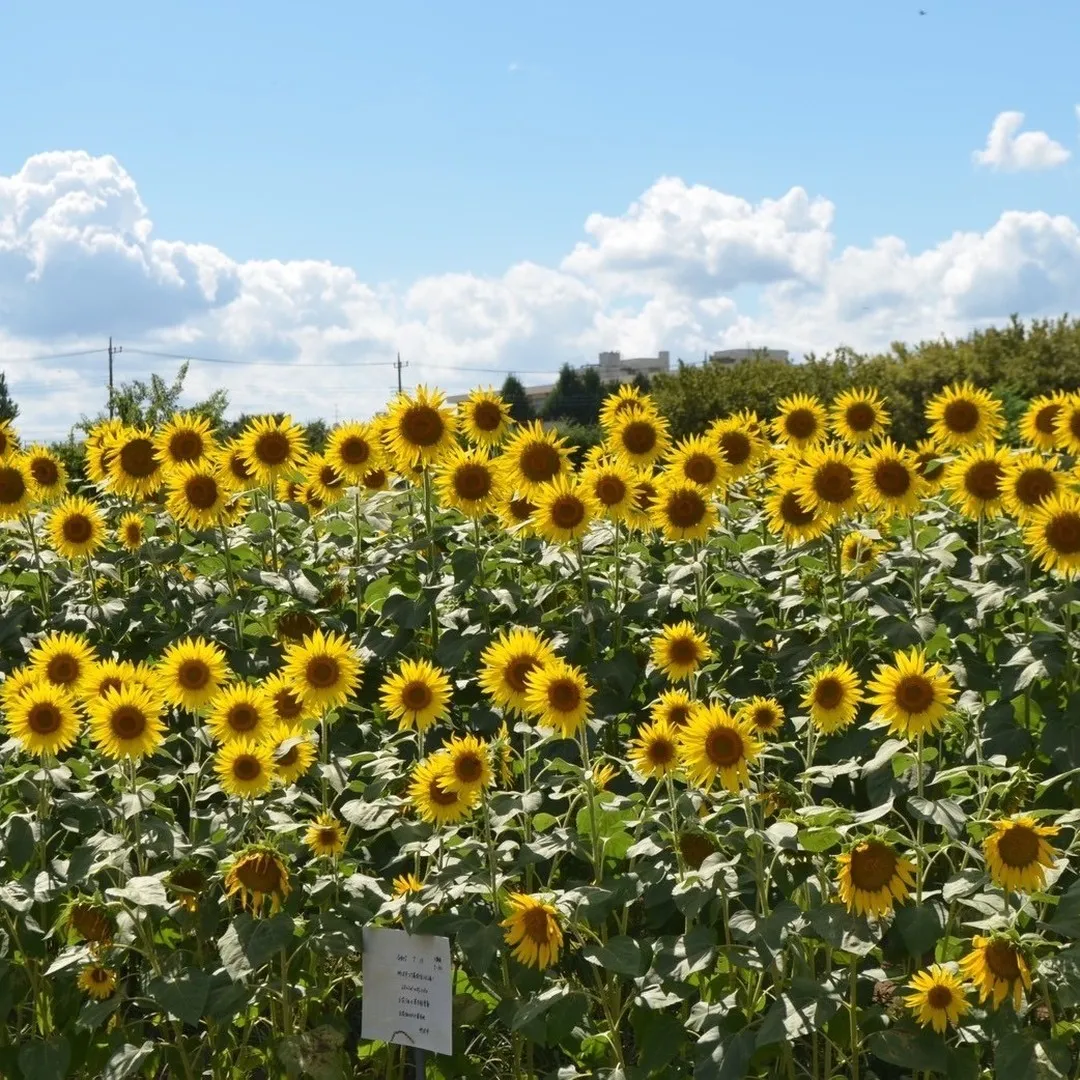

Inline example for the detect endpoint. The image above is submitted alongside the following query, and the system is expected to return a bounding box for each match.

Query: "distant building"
[709,348,790,366]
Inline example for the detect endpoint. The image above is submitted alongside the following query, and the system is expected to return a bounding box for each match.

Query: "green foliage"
[548,420,604,467]
[0,371,18,423]
[80,362,229,433]
[540,364,607,426]
[500,375,535,423]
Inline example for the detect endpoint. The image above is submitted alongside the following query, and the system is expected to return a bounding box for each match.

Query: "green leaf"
[806,904,878,956]
[217,914,295,981]
[893,902,945,958]
[147,967,211,1026]
[457,920,502,977]
[633,1011,685,1076]
[107,875,169,908]
[18,1036,71,1080]
[798,826,844,852]
[102,1042,155,1080]
[4,815,34,871]
[1046,878,1080,938]
[694,1026,755,1080]
[942,869,986,901]
[908,796,966,839]
[338,799,396,831]
[277,1026,347,1080]
[583,936,649,977]
[867,1027,948,1072]
[995,1032,1072,1079]
[756,988,837,1047]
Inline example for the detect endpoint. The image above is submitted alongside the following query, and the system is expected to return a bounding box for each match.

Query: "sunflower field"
[1,378,1080,1080]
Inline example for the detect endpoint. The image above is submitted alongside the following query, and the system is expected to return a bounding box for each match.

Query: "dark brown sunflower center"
[509,497,536,521]
[454,753,483,783]
[0,466,27,504]
[785,409,818,440]
[1035,403,1061,435]
[846,538,874,564]
[780,491,815,526]
[874,460,912,497]
[718,431,751,466]
[916,451,945,481]
[845,402,877,432]
[227,704,259,732]
[401,406,444,448]
[339,437,371,466]
[622,420,658,456]
[277,744,299,767]
[363,468,388,489]
[520,442,561,483]
[679,833,716,869]
[523,906,552,944]
[119,438,158,478]
[30,457,59,486]
[1045,512,1080,554]
[753,707,778,730]
[943,398,980,434]
[648,736,676,765]
[814,677,844,710]
[185,475,220,510]
[895,674,935,714]
[70,906,113,942]
[320,465,343,489]
[306,656,340,689]
[926,985,954,1009]
[124,523,143,544]
[0,430,9,455]
[453,464,492,501]
[236,854,283,893]
[232,755,263,782]
[27,702,63,734]
[471,401,503,431]
[170,430,204,462]
[229,453,254,481]
[1015,469,1056,507]
[178,660,211,690]
[550,495,586,530]
[505,656,539,694]
[634,481,658,512]
[667,705,690,727]
[62,513,94,544]
[813,462,855,504]
[984,940,1022,980]
[668,637,700,666]
[684,453,717,486]
[595,475,627,506]
[111,706,147,740]
[704,727,744,767]
[547,679,581,713]
[99,677,125,695]
[666,489,706,528]
[277,612,318,641]
[47,654,80,685]
[997,825,1040,868]
[273,689,304,720]
[318,827,339,846]
[402,681,433,711]
[89,967,111,985]
[964,460,1004,501]
[427,779,459,806]
[848,841,897,892]
[255,431,291,466]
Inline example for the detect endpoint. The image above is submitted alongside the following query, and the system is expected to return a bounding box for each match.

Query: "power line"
[124,347,395,369]
[0,347,109,364]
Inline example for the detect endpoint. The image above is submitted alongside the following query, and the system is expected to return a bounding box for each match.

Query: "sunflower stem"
[916,731,925,906]
[218,524,244,645]
[665,773,686,878]
[612,520,623,652]
[421,468,440,649]
[578,727,603,886]
[848,959,860,1080]
[353,488,365,630]
[267,483,280,573]
[833,525,846,656]
[473,515,485,591]
[908,514,923,616]
[575,540,597,656]
[22,512,50,617]
[280,947,292,1038]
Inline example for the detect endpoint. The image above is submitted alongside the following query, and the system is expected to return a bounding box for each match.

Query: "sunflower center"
[471,401,503,431]
[273,688,304,720]
[926,985,954,1010]
[667,637,700,666]
[916,451,944,481]
[401,680,434,712]
[339,436,371,466]
[505,656,539,693]
[1045,512,1080,554]
[318,827,339,846]
[895,674,935,715]
[547,678,581,713]
[124,523,143,544]
[682,453,716,486]
[111,705,147,740]
[753,707,777,730]
[1035,403,1061,435]
[306,656,341,689]
[666,489,706,528]
[550,495,586,530]
[718,431,751,466]
[62,513,94,544]
[1015,469,1056,507]
[813,462,855,504]
[519,442,561,483]
[70,906,112,942]
[0,430,9,455]
[996,824,1040,868]
[983,940,1022,980]
[647,736,676,765]
[427,779,459,806]
[667,705,690,727]
[634,482,658,512]
[27,702,62,734]
[848,841,897,892]
[509,497,536,521]
[232,755,263,782]
[363,469,388,489]
[170,430,204,462]
[227,704,259,732]
[0,466,27,504]
[622,420,657,456]
[453,464,492,501]
[1069,411,1080,439]
[90,967,110,985]
[595,475,627,506]
[454,752,483,783]
[119,438,158,478]
[874,460,911,497]
[235,853,283,893]
[964,460,1004,501]
[30,457,59,486]
[254,431,291,466]
[184,475,220,510]
[99,677,125,696]
[523,907,551,944]
[845,402,877,432]
[785,409,818,440]
[47,654,80,685]
[178,660,211,690]
[229,454,254,481]
[780,491,815,526]
[813,677,844,710]
[277,744,299,767]
[704,727,744,767]
[943,399,979,434]
[320,465,342,489]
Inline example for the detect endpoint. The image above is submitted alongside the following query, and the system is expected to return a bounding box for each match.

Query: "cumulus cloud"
[2,149,1080,441]
[972,111,1071,171]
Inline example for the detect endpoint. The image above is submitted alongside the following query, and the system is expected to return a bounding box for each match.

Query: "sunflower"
[437,734,493,794]
[435,446,504,517]
[77,964,118,1000]
[793,444,860,521]
[262,720,316,783]
[944,443,1009,520]
[303,455,348,506]
[281,629,363,711]
[214,439,258,490]
[866,647,956,740]
[1023,491,1080,577]
[679,704,761,792]
[23,445,68,501]
[298,480,330,516]
[156,637,230,712]
[239,415,309,483]
[168,865,207,913]
[581,459,638,522]
[665,436,729,493]
[0,666,40,713]
[224,844,291,914]
[46,495,106,559]
[79,659,138,707]
[628,718,680,778]
[65,899,116,946]
[591,761,618,791]
[854,439,924,518]
[599,385,656,431]
[1020,393,1067,452]
[802,662,863,734]
[531,476,597,544]
[0,455,35,520]
[904,966,970,1033]
[609,409,671,469]
[84,419,123,486]
[0,418,17,459]
[4,682,81,757]
[88,684,166,760]
[165,463,230,529]
[116,512,146,552]
[763,475,830,545]
[500,893,563,970]
[206,683,274,743]
[459,388,513,446]
[829,387,890,445]
[498,493,539,535]
[215,739,275,798]
[478,628,557,715]
[735,696,785,737]
[29,631,98,696]
[835,838,915,917]
[304,812,347,859]
[841,532,886,578]
[959,935,1032,1010]
[649,689,695,729]
[650,622,712,682]
[707,415,767,479]
[393,872,424,896]
[650,477,717,541]
[384,385,458,466]
[106,425,165,498]
[770,393,828,450]
[913,438,947,492]
[1000,452,1062,522]
[408,756,479,826]
[380,658,452,732]
[926,381,1004,448]
[983,815,1060,893]
[522,659,593,738]
[500,421,572,495]
[324,420,383,482]
[1053,393,1080,454]
[155,412,216,469]
[262,671,320,727]
[627,473,660,532]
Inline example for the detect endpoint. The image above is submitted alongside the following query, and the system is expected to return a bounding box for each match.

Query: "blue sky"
[1,0,1078,439]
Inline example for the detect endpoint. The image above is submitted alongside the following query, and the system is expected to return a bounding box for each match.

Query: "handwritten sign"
[361,928,452,1056]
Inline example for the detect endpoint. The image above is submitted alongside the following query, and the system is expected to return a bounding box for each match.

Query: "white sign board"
[361,928,452,1056]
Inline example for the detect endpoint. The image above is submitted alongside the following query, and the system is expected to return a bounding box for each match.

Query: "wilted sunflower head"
[224,844,291,915]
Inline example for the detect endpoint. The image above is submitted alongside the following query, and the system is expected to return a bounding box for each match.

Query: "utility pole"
[394,352,408,394]
[107,337,123,419]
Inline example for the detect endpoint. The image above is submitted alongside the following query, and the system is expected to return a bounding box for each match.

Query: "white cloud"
[2,149,1080,441]
[973,110,1071,171]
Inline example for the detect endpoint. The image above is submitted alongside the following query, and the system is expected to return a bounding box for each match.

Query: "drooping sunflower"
[904,965,970,1033]
[165,463,230,529]
[459,388,513,446]
[591,761,618,791]
[609,409,671,469]
[303,455,348,507]
[437,734,493,794]
[1053,393,1080,455]
[281,629,363,711]
[926,381,1004,448]
[665,436,729,493]
[88,684,166,760]
[802,662,863,734]
[1000,452,1062,522]
[155,412,217,469]
[379,658,452,732]
[262,671,320,727]
[650,477,718,541]
[841,532,887,578]
[913,438,947,493]
[168,865,207,913]
[983,815,1060,893]
[581,459,638,522]
[854,439,924,518]
[4,682,81,757]
[106,425,165,498]
[384,386,458,467]
[215,439,258,490]
[679,704,761,792]
[501,893,564,970]
[304,812,347,859]
[628,718,681,779]
[408,755,479,826]
[65,898,116,946]
[77,964,118,1001]
[599,385,656,432]
[530,476,597,544]
[959,935,1032,1011]
[707,415,766,479]
[324,421,383,481]
[215,739,275,799]
[435,446,504,518]
[793,443,860,521]
[1022,491,1080,577]
[650,622,712,682]
[46,495,107,559]
[500,421,572,495]
[0,418,17,459]
[262,720,316,784]
[943,443,1009,520]
[866,647,956,740]
[477,627,557,715]
[239,415,309,483]
[0,455,35,520]
[207,683,274,743]
[763,475,830,545]
[835,838,915,917]
[224,844,291,914]
[29,631,98,696]
[1020,392,1067,452]
[156,637,230,712]
[830,387,890,445]
[24,445,68,501]
[522,659,594,738]
[649,689,695,729]
[735,696,785,737]
[393,872,424,896]
[770,393,828,450]
[116,512,147,552]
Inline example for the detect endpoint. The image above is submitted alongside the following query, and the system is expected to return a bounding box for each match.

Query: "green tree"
[0,372,18,423]
[500,375,535,423]
[541,364,610,425]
